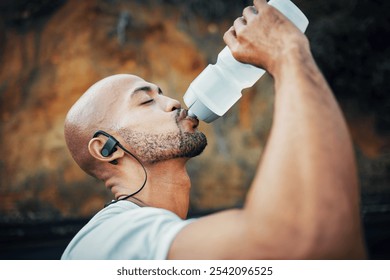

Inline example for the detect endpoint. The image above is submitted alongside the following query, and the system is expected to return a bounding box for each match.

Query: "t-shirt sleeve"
[62,207,194,260]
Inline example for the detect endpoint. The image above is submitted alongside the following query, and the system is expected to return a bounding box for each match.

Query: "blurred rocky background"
[0,0,389,259]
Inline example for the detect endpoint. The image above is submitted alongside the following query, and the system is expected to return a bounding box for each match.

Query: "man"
[62,0,366,259]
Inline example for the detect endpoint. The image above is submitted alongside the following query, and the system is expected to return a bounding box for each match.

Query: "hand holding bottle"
[184,0,309,122]
[224,0,308,75]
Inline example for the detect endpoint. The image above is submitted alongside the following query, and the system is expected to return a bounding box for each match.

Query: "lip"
[177,109,199,129]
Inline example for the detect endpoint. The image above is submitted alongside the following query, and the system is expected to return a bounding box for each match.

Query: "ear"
[88,137,125,164]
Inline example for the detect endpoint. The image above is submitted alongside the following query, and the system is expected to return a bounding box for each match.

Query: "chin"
[181,131,207,158]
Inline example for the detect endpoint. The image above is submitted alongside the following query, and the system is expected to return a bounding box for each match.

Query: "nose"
[164,96,181,112]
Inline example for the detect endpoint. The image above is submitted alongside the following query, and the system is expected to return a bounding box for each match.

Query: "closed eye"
[141,99,154,105]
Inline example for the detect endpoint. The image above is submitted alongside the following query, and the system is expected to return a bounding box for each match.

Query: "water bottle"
[183,0,309,123]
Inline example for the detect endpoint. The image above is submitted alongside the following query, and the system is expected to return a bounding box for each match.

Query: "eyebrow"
[131,85,163,97]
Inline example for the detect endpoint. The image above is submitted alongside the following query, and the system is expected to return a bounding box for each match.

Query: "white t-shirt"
[61,201,194,260]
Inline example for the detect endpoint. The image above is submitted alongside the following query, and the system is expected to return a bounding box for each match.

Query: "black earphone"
[95,132,118,157]
[92,130,148,208]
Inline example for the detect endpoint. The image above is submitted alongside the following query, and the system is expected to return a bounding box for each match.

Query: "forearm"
[270,43,357,194]
[245,43,365,258]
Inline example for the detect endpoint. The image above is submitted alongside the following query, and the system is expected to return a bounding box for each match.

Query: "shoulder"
[61,201,194,260]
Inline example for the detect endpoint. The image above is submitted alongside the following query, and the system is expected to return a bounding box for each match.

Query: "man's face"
[111,75,207,164]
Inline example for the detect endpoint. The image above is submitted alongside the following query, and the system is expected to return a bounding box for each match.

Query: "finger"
[233,16,246,34]
[223,26,238,48]
[243,6,258,21]
[242,6,258,17]
[253,0,267,10]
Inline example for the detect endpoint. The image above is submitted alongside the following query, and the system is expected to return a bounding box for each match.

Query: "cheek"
[126,111,179,133]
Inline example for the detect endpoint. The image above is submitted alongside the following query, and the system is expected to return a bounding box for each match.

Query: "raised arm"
[169,0,366,259]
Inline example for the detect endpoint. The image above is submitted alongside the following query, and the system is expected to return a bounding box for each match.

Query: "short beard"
[117,128,207,164]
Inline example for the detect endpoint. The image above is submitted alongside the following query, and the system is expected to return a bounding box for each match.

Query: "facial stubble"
[118,120,207,164]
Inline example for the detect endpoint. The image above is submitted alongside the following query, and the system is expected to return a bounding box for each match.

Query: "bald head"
[64,74,143,176]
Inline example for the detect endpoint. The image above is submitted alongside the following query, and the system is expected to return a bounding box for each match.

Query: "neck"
[106,158,191,219]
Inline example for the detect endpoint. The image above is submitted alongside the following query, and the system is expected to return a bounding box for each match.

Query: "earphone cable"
[103,142,148,208]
